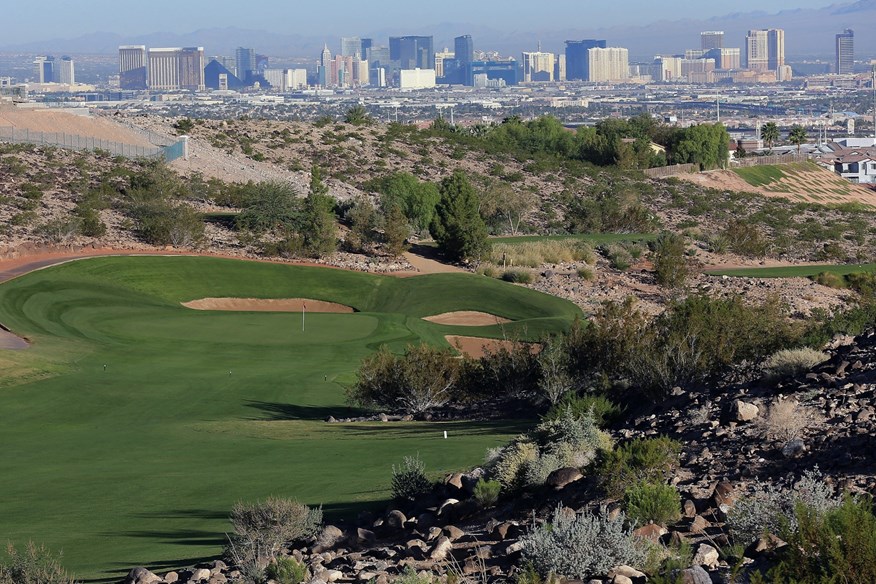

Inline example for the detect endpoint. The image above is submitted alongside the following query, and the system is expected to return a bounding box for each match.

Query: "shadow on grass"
[244,400,368,421]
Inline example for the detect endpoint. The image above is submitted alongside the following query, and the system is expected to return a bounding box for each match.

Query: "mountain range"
[1,1,873,61]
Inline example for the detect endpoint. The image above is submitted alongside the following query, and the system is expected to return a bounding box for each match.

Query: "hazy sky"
[3,0,837,43]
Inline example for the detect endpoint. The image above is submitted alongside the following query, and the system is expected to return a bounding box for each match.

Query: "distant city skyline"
[1,0,841,46]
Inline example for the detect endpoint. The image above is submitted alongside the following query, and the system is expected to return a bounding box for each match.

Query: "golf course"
[0,256,581,581]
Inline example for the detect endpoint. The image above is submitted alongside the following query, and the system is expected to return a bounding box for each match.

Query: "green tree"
[789,124,808,153]
[430,171,490,262]
[382,203,409,257]
[480,181,536,236]
[301,167,337,258]
[372,172,440,234]
[344,105,373,126]
[761,122,780,151]
[668,123,729,170]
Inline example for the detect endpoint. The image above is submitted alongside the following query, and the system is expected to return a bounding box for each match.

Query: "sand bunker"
[424,311,512,326]
[0,325,29,350]
[182,298,354,313]
[446,335,539,359]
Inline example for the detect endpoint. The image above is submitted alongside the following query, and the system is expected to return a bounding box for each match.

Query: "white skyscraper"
[587,47,629,82]
[58,57,75,85]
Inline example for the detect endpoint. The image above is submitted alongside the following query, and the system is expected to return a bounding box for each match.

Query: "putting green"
[0,256,580,581]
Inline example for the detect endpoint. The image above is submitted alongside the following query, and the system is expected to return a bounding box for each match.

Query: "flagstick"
[302,303,306,332]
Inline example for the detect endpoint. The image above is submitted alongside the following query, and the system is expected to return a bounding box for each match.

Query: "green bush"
[0,542,76,584]
[266,557,307,584]
[624,482,681,526]
[761,347,828,380]
[598,437,681,499]
[132,201,204,247]
[473,479,502,507]
[391,454,432,502]
[545,394,622,428]
[752,496,876,583]
[521,505,647,580]
[501,269,534,284]
[601,244,632,271]
[394,566,432,584]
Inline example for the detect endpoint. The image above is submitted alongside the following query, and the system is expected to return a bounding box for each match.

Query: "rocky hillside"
[121,330,876,584]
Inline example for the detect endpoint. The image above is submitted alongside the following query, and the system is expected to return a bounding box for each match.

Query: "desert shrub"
[813,271,846,289]
[761,347,828,380]
[536,335,575,405]
[846,271,876,296]
[265,557,307,584]
[723,218,769,257]
[577,266,595,281]
[0,542,76,584]
[476,264,499,278]
[545,394,622,428]
[501,269,534,284]
[652,232,688,289]
[601,244,632,271]
[236,182,303,235]
[491,440,539,490]
[391,454,431,502]
[624,482,681,526]
[37,218,81,245]
[348,343,460,414]
[598,437,681,499]
[394,566,432,584]
[75,206,106,237]
[464,339,540,403]
[755,400,820,442]
[132,201,204,247]
[473,479,502,507]
[490,409,611,490]
[728,468,840,546]
[228,498,322,570]
[754,496,876,583]
[521,505,647,580]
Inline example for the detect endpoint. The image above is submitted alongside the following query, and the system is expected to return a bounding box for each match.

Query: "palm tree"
[344,105,373,126]
[789,125,808,154]
[761,122,780,151]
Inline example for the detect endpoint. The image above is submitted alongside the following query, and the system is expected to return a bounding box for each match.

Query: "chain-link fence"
[0,126,187,161]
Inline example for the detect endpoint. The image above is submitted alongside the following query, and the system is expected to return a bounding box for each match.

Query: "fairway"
[0,256,580,581]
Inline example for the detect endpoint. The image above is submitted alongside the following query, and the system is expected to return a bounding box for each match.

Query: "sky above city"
[3,0,839,44]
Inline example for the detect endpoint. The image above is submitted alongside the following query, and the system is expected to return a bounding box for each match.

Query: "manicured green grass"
[0,257,580,581]
[489,233,656,245]
[732,164,789,187]
[705,263,876,278]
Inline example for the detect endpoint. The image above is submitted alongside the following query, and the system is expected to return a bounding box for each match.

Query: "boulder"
[545,467,583,490]
[782,438,806,458]
[678,565,712,584]
[492,522,520,540]
[711,481,736,511]
[632,523,667,541]
[316,525,345,550]
[610,565,646,580]
[733,400,759,423]
[437,498,460,516]
[416,512,437,530]
[356,527,376,547]
[429,536,453,561]
[209,560,227,574]
[683,499,697,518]
[164,573,179,584]
[445,473,464,490]
[443,525,465,541]
[189,568,212,582]
[612,576,633,584]
[690,515,711,533]
[692,543,720,569]
[505,540,526,555]
[125,567,161,584]
[207,575,227,584]
[385,510,407,530]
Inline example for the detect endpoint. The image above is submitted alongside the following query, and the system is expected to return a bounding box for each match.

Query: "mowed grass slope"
[0,257,579,581]
[705,263,876,278]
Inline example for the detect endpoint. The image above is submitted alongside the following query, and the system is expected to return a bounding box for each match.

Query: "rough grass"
[0,256,580,580]
[489,240,596,268]
[705,264,876,279]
